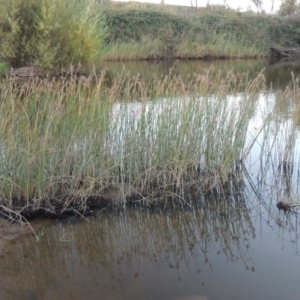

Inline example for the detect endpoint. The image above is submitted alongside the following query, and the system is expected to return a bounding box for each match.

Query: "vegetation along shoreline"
[0,0,300,222]
[1,0,300,73]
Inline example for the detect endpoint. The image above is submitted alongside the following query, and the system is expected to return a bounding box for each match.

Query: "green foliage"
[186,9,274,53]
[103,36,163,60]
[101,6,271,59]
[267,14,300,46]
[0,62,10,76]
[0,0,106,69]
[102,8,190,43]
[35,0,106,69]
[0,0,40,66]
[101,4,300,59]
[2,0,300,66]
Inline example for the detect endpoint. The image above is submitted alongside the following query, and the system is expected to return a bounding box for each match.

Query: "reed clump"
[0,68,271,218]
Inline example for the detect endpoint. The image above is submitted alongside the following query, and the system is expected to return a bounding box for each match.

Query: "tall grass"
[176,34,263,59]
[103,37,163,61]
[0,68,294,217]
[0,69,256,214]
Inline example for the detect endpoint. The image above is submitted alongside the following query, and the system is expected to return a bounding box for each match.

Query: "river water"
[1,59,300,300]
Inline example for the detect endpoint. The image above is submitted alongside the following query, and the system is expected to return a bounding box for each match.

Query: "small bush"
[0,0,106,69]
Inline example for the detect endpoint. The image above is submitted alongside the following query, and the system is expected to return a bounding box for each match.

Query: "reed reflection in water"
[2,162,300,299]
[0,179,255,300]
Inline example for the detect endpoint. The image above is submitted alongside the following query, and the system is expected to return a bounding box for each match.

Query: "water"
[1,203,300,300]
[103,58,300,89]
[1,59,300,300]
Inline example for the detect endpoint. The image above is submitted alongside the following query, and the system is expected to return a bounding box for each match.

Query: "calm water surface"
[1,59,300,300]
[104,58,300,89]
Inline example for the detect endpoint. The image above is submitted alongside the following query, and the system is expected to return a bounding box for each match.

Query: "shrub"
[0,0,40,67]
[0,0,106,69]
[102,8,190,44]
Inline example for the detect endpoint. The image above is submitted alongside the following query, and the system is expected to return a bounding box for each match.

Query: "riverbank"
[1,0,300,70]
[101,3,268,61]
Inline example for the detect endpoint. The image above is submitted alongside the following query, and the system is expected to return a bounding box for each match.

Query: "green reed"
[0,69,269,214]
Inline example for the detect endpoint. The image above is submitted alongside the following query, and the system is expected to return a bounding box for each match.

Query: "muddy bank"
[0,177,192,219]
[0,184,149,219]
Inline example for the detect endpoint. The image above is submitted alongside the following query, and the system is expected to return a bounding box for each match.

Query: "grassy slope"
[1,0,300,68]
[101,2,300,61]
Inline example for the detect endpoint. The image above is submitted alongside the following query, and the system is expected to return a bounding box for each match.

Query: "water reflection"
[104,59,267,81]
[104,58,300,90]
[2,185,300,300]
[266,59,300,89]
[0,184,255,300]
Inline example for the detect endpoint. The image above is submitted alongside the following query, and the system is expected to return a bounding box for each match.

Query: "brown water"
[103,58,300,89]
[2,59,300,300]
[0,200,299,300]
